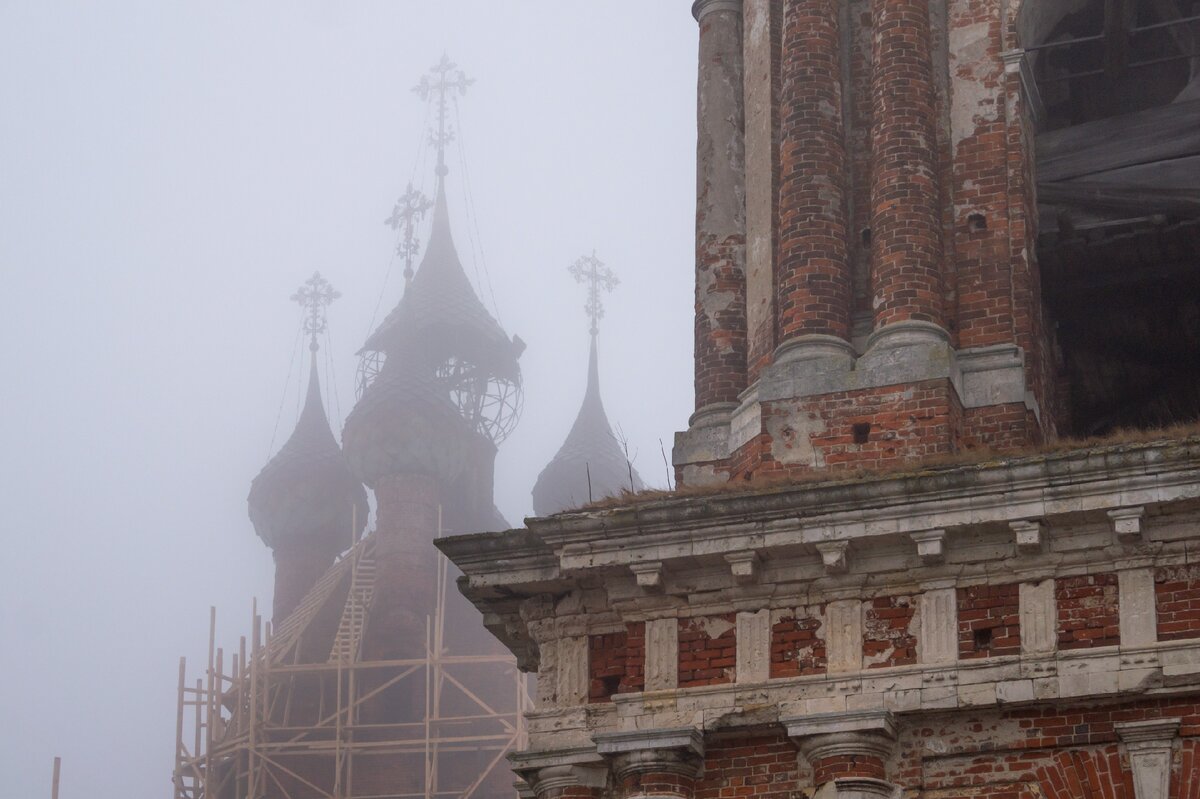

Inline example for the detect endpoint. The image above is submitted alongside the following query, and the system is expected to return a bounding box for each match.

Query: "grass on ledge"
[573,420,1200,513]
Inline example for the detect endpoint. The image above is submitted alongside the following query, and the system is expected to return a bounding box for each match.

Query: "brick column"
[520,766,604,799]
[693,0,748,413]
[596,728,704,799]
[786,711,898,797]
[869,0,944,334]
[776,0,853,363]
[365,472,440,662]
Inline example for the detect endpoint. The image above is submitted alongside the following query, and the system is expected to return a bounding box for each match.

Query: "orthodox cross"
[413,54,473,176]
[291,272,341,352]
[385,182,433,285]
[569,251,620,336]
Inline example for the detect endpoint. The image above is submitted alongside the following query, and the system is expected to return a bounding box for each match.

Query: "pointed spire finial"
[413,53,474,178]
[386,183,434,286]
[291,272,341,352]
[569,251,620,336]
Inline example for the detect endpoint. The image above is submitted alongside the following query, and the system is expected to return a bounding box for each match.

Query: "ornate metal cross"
[569,251,620,336]
[413,54,473,175]
[385,182,433,285]
[291,272,341,351]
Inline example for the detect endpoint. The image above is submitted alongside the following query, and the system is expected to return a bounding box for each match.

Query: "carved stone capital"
[630,561,664,592]
[816,541,849,574]
[1116,719,1180,799]
[784,710,897,764]
[692,0,742,22]
[510,748,608,799]
[595,727,705,782]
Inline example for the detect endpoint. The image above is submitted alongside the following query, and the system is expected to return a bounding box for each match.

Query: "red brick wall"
[694,732,803,799]
[1056,574,1120,650]
[863,594,917,668]
[812,753,886,784]
[769,609,826,677]
[679,614,737,687]
[958,583,1021,659]
[1157,564,1200,642]
[588,622,645,703]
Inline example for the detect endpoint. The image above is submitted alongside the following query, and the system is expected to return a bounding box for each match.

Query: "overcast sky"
[0,2,698,797]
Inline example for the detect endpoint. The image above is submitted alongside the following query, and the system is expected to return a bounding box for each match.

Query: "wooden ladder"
[268,535,369,664]
[328,535,378,663]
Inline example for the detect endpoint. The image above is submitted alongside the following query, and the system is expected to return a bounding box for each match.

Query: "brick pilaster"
[869,0,944,331]
[776,0,852,349]
[693,0,748,411]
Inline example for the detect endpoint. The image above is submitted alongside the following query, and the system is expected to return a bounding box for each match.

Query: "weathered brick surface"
[619,771,694,799]
[728,379,963,480]
[694,6,747,410]
[1056,573,1120,650]
[812,753,886,784]
[777,0,851,342]
[1156,564,1200,641]
[695,732,803,799]
[539,787,600,799]
[769,609,826,677]
[869,0,943,328]
[588,622,645,702]
[958,583,1020,659]
[679,614,737,687]
[863,594,917,668]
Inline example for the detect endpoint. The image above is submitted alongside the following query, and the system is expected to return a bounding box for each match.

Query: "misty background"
[0,2,698,797]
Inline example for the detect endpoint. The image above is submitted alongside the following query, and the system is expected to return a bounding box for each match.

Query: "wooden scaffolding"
[174,532,532,799]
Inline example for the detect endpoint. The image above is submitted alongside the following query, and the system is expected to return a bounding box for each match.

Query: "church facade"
[440,4,1200,799]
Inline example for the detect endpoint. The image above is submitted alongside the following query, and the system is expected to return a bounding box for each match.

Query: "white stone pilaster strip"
[1019,579,1057,656]
[1119,568,1158,648]
[557,635,590,705]
[736,608,771,683]
[826,599,864,673]
[644,618,680,691]
[1116,719,1181,799]
[918,587,958,664]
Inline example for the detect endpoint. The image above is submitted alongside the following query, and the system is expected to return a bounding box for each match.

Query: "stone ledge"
[518,640,1200,749]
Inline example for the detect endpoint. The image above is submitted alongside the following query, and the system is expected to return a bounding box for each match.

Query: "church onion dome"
[361,181,525,382]
[248,349,369,555]
[342,349,476,488]
[532,336,643,516]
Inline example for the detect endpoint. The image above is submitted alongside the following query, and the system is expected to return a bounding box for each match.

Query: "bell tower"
[675,0,1055,485]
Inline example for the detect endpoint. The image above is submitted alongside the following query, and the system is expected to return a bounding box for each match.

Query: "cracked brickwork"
[863,594,917,668]
[1156,564,1200,642]
[679,614,737,687]
[769,609,826,678]
[958,583,1021,659]
[1056,573,1120,650]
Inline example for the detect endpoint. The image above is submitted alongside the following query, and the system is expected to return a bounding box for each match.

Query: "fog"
[0,3,697,796]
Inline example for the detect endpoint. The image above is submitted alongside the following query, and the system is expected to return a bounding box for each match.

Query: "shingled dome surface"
[362,181,521,381]
[532,337,642,515]
[248,352,368,553]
